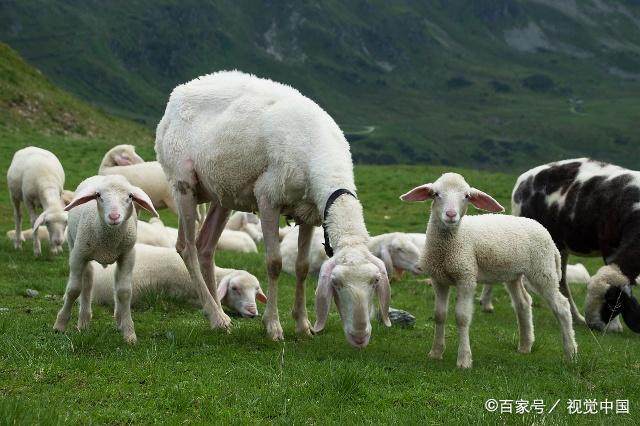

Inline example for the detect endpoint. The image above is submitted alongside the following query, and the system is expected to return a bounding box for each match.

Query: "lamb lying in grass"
[53,175,158,344]
[91,244,266,317]
[401,172,577,368]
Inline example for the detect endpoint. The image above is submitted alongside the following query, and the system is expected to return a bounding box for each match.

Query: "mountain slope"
[1,1,639,169]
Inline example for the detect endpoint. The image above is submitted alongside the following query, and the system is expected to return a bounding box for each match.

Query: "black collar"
[322,188,357,257]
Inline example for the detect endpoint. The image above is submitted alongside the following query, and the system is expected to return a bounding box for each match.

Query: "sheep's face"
[44,211,68,251]
[218,272,267,318]
[107,145,145,167]
[314,248,392,349]
[585,265,632,331]
[400,173,504,228]
[390,237,423,275]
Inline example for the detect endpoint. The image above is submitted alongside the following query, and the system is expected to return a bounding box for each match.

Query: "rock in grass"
[25,289,39,298]
[379,307,416,328]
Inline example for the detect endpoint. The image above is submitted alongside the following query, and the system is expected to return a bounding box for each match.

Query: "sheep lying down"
[91,244,266,318]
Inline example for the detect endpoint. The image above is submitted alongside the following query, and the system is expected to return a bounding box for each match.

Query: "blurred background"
[1,0,639,170]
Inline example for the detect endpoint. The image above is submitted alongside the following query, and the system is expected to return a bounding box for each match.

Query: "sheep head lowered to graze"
[155,70,390,348]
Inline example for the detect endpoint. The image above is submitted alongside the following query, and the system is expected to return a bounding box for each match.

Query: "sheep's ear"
[400,184,434,202]
[114,153,133,166]
[468,188,504,213]
[216,275,232,302]
[33,212,47,231]
[313,258,336,333]
[380,245,394,279]
[130,186,159,217]
[256,285,267,304]
[64,188,98,211]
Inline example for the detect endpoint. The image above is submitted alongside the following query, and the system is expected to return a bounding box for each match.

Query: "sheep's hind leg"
[454,281,476,368]
[196,202,231,307]
[174,179,231,331]
[11,195,22,249]
[292,223,314,337]
[479,284,494,313]
[77,263,94,330]
[530,273,577,361]
[505,276,534,354]
[258,196,284,341]
[428,281,450,361]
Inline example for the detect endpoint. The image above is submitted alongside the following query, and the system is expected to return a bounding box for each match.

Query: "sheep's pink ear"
[468,188,504,213]
[114,154,132,166]
[130,186,158,217]
[256,285,267,304]
[216,275,231,302]
[369,254,391,327]
[33,212,46,231]
[64,188,98,211]
[313,258,336,333]
[400,184,434,202]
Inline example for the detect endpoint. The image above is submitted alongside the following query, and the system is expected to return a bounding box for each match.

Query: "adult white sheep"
[479,263,592,313]
[155,71,391,347]
[91,244,267,318]
[53,175,157,344]
[401,172,577,368]
[99,145,178,214]
[7,147,68,255]
[281,227,423,279]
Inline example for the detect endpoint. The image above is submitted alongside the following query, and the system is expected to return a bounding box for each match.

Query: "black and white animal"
[507,158,640,333]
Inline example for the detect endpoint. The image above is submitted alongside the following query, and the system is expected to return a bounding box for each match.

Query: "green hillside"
[1,0,640,169]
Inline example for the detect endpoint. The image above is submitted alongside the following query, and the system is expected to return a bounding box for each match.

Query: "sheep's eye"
[95,192,102,201]
[465,194,470,199]
[434,192,440,198]
[128,193,133,199]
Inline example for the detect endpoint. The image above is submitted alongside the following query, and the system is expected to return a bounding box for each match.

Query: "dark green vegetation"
[1,1,640,169]
[1,41,640,424]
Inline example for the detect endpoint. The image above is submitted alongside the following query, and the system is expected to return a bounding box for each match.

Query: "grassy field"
[1,131,639,424]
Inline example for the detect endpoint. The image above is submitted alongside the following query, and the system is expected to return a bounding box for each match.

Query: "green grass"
[1,130,639,424]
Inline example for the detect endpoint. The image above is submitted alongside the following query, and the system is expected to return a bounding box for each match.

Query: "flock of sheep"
[6,71,639,368]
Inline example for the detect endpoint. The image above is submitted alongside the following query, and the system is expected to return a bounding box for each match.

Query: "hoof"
[428,349,443,360]
[265,320,284,341]
[295,319,314,337]
[123,333,137,345]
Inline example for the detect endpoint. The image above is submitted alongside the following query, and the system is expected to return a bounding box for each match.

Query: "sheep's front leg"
[11,196,22,249]
[26,201,41,256]
[505,277,534,353]
[292,223,314,337]
[114,249,137,344]
[77,263,94,330]
[455,281,476,368]
[479,285,494,313]
[54,253,86,331]
[258,197,284,341]
[428,281,450,360]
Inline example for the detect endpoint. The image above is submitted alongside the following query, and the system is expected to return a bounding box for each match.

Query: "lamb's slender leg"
[11,195,22,249]
[26,201,41,256]
[114,248,137,344]
[293,223,314,336]
[54,253,86,331]
[173,179,230,331]
[559,250,585,325]
[258,196,284,341]
[454,281,476,368]
[196,202,230,302]
[428,281,450,360]
[505,276,534,354]
[77,263,94,330]
[531,274,577,361]
[480,285,494,313]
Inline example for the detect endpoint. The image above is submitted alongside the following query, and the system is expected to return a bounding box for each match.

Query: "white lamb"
[401,172,577,368]
[91,244,267,317]
[53,175,158,344]
[155,71,391,347]
[99,145,178,214]
[226,211,263,242]
[161,223,258,253]
[7,147,68,255]
[479,262,593,313]
[281,227,423,278]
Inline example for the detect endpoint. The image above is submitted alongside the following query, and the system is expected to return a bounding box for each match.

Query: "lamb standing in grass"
[401,173,577,368]
[99,145,178,214]
[7,147,68,255]
[91,244,267,317]
[53,175,158,344]
[155,71,391,347]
